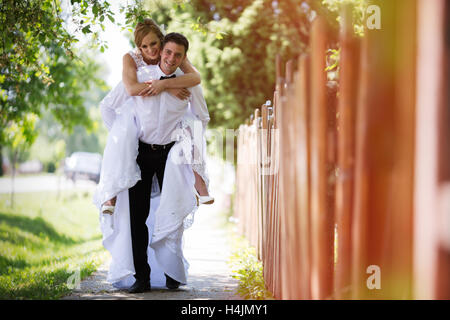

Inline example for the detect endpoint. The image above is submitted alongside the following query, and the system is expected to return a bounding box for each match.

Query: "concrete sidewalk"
[63,160,243,300]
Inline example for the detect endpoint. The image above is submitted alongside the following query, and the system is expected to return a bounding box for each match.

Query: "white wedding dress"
[92,49,210,288]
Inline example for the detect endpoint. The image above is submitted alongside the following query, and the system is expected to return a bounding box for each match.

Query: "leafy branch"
[228,235,274,300]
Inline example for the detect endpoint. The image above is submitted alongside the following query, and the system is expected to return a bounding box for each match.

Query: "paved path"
[63,160,243,300]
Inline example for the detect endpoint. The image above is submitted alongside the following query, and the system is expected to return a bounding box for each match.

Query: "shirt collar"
[157,64,177,78]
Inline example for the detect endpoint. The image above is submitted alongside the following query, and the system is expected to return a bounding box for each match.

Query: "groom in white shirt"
[127,33,208,293]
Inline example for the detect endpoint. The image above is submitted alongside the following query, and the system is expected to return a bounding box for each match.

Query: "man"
[127,32,209,293]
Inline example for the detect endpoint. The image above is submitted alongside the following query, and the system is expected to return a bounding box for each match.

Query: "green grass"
[0,190,108,299]
[228,235,274,300]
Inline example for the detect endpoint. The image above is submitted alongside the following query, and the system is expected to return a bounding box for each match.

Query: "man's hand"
[167,88,191,100]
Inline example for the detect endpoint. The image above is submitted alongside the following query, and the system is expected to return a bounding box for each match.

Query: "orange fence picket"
[234,0,450,300]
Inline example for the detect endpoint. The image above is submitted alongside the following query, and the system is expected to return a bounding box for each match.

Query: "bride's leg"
[103,196,116,207]
[192,168,214,205]
[184,116,213,202]
[193,171,209,196]
[94,101,141,212]
[191,137,211,197]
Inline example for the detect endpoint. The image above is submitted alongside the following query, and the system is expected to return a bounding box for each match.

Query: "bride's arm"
[141,57,201,96]
[122,54,149,96]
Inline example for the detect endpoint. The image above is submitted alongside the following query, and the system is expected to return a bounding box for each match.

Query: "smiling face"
[139,32,161,63]
[159,41,186,75]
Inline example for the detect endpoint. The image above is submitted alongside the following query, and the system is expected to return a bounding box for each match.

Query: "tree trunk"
[10,150,17,208]
[0,146,3,177]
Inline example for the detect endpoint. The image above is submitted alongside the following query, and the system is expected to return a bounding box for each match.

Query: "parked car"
[64,152,102,183]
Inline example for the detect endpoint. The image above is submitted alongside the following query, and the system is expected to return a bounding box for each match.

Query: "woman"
[94,19,213,215]
[93,19,212,289]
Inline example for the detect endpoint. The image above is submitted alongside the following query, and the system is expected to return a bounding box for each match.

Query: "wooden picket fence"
[234,0,450,300]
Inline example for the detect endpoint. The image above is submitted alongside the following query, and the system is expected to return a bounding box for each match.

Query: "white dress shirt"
[131,64,210,145]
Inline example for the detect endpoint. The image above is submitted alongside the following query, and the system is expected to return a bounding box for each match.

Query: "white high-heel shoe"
[193,187,214,205]
[101,204,115,215]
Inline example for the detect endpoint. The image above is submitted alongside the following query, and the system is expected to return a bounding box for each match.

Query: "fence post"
[279,59,298,299]
[294,54,312,299]
[265,89,280,295]
[254,107,263,260]
[278,90,288,299]
[389,0,417,299]
[352,0,416,299]
[261,102,269,268]
[334,4,359,300]
[352,0,391,300]
[310,15,334,300]
[415,0,450,300]
[436,0,450,300]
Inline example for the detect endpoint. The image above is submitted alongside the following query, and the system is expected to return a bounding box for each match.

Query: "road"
[0,174,97,194]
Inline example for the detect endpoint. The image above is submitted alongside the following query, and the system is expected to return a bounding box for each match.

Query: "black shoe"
[128,280,151,293]
[165,273,180,290]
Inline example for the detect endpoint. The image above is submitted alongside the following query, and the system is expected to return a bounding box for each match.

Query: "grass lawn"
[0,190,108,299]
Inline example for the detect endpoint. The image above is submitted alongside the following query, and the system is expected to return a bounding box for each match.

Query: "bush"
[228,235,274,300]
[45,162,56,173]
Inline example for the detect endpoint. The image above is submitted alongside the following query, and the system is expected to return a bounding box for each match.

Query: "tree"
[144,0,314,129]
[26,73,110,167]
[0,0,149,145]
[144,0,366,129]
[3,113,38,207]
[1,0,367,146]
[53,139,66,199]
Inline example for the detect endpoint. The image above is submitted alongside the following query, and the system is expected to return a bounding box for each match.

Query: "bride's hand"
[167,88,191,100]
[137,83,151,96]
[139,79,167,96]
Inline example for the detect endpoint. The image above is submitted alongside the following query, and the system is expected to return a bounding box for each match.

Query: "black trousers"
[129,140,175,282]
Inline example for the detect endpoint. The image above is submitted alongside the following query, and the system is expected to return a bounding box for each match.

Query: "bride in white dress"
[92,19,213,289]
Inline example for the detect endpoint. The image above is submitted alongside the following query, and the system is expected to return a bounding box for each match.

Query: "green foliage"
[0,190,107,299]
[53,140,66,171]
[120,1,153,31]
[0,0,143,146]
[3,114,38,178]
[3,55,109,168]
[0,148,3,176]
[1,0,112,164]
[27,105,108,169]
[3,114,38,151]
[145,0,368,129]
[326,48,340,81]
[1,0,370,150]
[228,235,274,300]
[1,0,371,144]
[320,0,367,35]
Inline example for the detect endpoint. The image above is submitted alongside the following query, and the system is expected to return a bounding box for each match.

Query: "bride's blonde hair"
[134,18,164,48]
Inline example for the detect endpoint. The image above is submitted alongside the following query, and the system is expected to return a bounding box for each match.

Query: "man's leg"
[129,178,152,283]
[155,152,167,191]
[154,144,181,289]
[128,142,155,289]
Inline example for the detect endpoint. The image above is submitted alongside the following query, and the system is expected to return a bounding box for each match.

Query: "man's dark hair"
[162,32,189,54]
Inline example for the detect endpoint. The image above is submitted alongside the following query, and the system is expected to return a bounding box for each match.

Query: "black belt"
[139,140,175,151]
